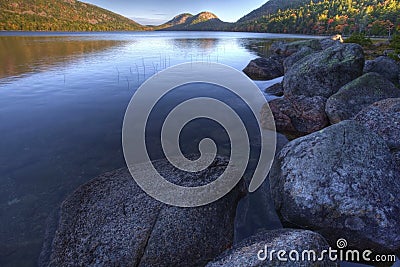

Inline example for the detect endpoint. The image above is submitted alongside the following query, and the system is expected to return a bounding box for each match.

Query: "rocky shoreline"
[39,36,400,266]
[254,35,400,265]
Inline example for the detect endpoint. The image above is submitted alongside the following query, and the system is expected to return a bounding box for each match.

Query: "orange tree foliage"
[234,0,400,36]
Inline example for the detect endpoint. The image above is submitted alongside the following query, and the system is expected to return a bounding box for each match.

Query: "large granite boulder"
[243,55,284,80]
[354,98,400,151]
[269,120,400,254]
[207,229,336,267]
[325,73,400,124]
[262,95,329,139]
[39,157,246,267]
[364,56,400,85]
[283,43,364,98]
[282,36,344,73]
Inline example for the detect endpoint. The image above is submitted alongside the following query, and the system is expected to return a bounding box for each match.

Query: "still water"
[0,31,314,266]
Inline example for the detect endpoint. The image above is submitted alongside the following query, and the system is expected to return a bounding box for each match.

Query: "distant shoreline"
[0,30,323,37]
[0,30,390,41]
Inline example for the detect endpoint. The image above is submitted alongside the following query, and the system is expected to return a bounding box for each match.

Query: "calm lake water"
[0,31,322,267]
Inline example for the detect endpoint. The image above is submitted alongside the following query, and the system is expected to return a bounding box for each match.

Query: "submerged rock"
[234,133,288,243]
[243,55,284,80]
[354,98,400,151]
[364,56,400,85]
[283,43,364,98]
[325,73,400,124]
[263,95,329,139]
[264,82,283,97]
[269,120,400,254]
[207,229,336,267]
[40,157,245,267]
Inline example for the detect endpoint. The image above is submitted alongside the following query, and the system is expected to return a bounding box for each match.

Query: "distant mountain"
[0,0,148,31]
[155,13,193,29]
[238,0,317,23]
[158,12,232,31]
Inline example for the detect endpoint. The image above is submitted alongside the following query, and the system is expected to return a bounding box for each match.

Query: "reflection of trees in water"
[239,38,304,58]
[169,38,219,52]
[239,38,275,58]
[0,36,127,79]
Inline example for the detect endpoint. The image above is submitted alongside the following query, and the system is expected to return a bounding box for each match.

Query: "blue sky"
[81,0,267,25]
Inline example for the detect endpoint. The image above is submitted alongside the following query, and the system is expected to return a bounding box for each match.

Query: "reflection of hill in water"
[169,38,219,52]
[0,36,125,79]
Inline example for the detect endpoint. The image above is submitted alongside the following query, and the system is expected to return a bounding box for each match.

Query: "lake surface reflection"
[0,31,311,266]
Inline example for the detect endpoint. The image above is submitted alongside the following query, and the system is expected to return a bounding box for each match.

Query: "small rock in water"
[243,55,284,80]
[7,198,21,206]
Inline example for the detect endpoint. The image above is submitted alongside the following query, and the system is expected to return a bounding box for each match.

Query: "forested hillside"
[234,0,400,36]
[0,0,147,31]
[1,0,399,35]
[238,0,322,23]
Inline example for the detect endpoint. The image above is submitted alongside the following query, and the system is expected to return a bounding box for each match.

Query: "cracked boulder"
[269,120,400,254]
[39,157,246,267]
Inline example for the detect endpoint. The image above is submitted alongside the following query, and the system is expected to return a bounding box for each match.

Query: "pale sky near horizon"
[80,0,267,25]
